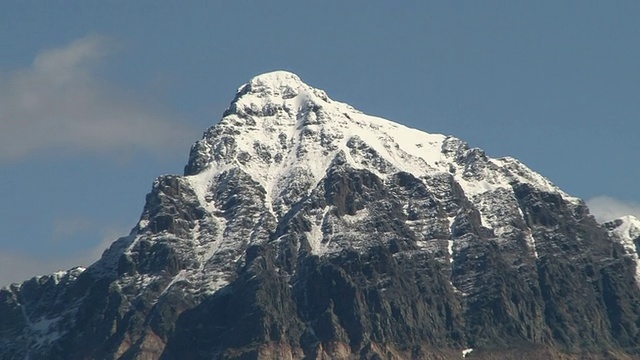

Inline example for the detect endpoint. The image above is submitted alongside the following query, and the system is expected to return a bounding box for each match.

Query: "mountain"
[2,71,640,360]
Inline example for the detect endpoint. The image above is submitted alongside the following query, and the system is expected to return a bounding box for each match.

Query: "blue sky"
[1,1,639,285]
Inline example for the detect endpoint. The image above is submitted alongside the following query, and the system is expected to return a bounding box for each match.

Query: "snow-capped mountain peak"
[5,71,640,360]
[237,70,322,100]
[184,71,575,222]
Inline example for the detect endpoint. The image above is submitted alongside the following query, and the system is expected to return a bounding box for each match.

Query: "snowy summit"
[186,70,575,226]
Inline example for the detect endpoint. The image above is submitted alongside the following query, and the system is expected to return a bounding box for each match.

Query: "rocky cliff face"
[2,71,640,360]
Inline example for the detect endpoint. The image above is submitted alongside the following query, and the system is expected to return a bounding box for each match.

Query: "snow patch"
[137,219,149,230]
[307,207,340,256]
[307,210,325,255]
[606,215,640,284]
[447,240,465,296]
[525,233,539,259]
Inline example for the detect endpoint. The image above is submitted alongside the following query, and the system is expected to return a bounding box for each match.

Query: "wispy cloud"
[0,34,196,161]
[586,196,640,223]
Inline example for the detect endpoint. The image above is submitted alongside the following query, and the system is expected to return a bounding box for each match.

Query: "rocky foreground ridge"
[2,71,640,360]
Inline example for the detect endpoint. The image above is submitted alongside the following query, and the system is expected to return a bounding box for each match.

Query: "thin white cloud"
[586,196,640,223]
[0,34,196,161]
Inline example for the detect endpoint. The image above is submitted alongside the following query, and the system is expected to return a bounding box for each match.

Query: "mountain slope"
[2,71,640,360]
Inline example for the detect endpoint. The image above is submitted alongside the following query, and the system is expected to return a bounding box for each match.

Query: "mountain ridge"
[2,71,640,359]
